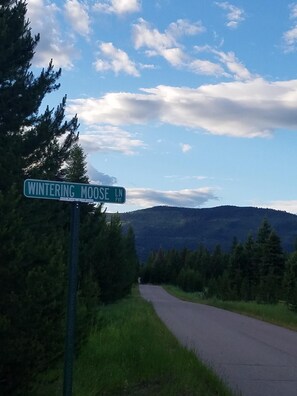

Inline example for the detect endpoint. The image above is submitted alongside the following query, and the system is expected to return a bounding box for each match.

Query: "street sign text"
[24,179,126,204]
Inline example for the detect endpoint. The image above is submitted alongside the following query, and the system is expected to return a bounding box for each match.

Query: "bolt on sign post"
[23,179,126,396]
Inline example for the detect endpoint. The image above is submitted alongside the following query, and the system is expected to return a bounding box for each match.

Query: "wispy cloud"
[93,42,140,76]
[283,3,297,52]
[68,78,297,138]
[87,163,117,185]
[215,1,245,29]
[133,18,185,66]
[27,0,79,69]
[213,50,253,80]
[79,125,146,155]
[180,143,192,153]
[93,0,141,14]
[192,46,254,80]
[290,3,297,19]
[256,200,297,215]
[283,26,297,51]
[165,175,209,181]
[126,187,218,208]
[133,18,204,67]
[167,19,205,37]
[64,0,91,37]
[188,58,227,77]
[132,18,251,79]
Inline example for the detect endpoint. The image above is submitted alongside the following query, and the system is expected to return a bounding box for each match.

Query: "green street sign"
[24,179,126,204]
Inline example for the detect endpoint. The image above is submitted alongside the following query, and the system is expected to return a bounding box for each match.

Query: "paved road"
[139,285,297,396]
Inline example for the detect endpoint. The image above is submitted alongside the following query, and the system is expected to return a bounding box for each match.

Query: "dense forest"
[119,205,297,260]
[141,218,297,309]
[0,2,138,394]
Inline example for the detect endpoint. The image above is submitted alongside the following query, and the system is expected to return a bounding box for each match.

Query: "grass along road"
[164,285,297,331]
[31,287,233,396]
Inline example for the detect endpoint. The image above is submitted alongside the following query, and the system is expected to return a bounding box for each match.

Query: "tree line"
[141,218,297,310]
[0,2,138,394]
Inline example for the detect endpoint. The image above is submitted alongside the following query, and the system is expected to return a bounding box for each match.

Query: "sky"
[26,0,297,214]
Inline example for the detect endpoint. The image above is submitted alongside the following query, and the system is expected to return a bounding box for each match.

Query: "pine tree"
[64,144,89,183]
[228,243,247,300]
[151,248,168,283]
[257,218,272,245]
[0,2,78,393]
[99,214,127,302]
[177,267,202,292]
[195,244,211,285]
[123,226,139,291]
[244,234,258,299]
[0,0,78,192]
[256,220,285,303]
[283,252,297,311]
[208,245,227,280]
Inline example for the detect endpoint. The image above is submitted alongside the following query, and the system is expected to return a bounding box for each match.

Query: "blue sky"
[27,0,297,213]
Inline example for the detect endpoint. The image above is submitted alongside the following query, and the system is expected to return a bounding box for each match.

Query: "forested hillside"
[140,218,297,309]
[119,205,297,260]
[0,2,138,394]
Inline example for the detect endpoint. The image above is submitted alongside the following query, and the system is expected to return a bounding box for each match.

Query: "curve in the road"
[139,284,297,396]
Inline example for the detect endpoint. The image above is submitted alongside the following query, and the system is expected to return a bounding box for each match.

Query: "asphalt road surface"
[139,285,297,396]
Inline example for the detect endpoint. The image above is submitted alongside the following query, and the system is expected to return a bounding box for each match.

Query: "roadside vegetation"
[1,2,138,394]
[141,219,297,313]
[140,218,297,333]
[31,288,233,396]
[165,285,297,331]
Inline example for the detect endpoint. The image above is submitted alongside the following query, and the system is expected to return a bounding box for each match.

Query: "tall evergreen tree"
[123,226,139,290]
[227,242,247,300]
[99,215,127,302]
[256,220,285,303]
[0,1,78,393]
[283,251,297,311]
[244,234,258,299]
[64,144,89,183]
[0,4,139,394]
[0,0,78,192]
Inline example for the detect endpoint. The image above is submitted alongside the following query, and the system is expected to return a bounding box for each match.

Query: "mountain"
[115,205,297,261]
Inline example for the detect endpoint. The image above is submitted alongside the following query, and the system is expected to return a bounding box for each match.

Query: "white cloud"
[283,26,297,52]
[68,92,159,125]
[165,175,208,181]
[188,59,227,77]
[257,200,297,215]
[126,187,218,208]
[215,1,245,29]
[289,3,297,19]
[139,63,156,70]
[133,18,204,67]
[94,42,140,76]
[191,47,254,80]
[167,19,205,37]
[133,18,180,62]
[94,0,141,14]
[27,0,78,69]
[64,0,91,37]
[161,47,186,67]
[133,19,250,79]
[87,163,117,185]
[67,78,297,138]
[283,3,297,52]
[79,125,146,155]
[180,143,192,153]
[213,50,253,80]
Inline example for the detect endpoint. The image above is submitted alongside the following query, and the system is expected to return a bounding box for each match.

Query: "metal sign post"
[23,178,126,396]
[63,201,80,396]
